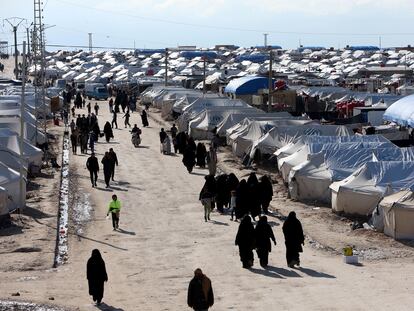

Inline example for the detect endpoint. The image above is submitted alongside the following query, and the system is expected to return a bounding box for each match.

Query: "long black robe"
[103,122,113,143]
[196,143,207,168]
[282,212,304,265]
[101,156,112,186]
[182,147,196,173]
[247,173,261,219]
[235,180,248,220]
[215,174,229,212]
[255,216,276,267]
[141,110,149,127]
[235,216,255,268]
[258,175,273,214]
[87,250,108,303]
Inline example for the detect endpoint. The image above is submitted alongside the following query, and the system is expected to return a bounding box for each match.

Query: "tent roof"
[383,94,414,126]
[224,76,273,95]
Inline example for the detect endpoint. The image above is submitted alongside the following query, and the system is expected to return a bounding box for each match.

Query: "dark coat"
[235,216,255,263]
[87,250,108,301]
[227,173,239,191]
[141,110,149,127]
[199,175,217,200]
[235,180,249,219]
[108,151,118,169]
[259,175,273,204]
[86,156,99,172]
[196,143,207,167]
[103,122,113,141]
[247,173,261,218]
[187,275,214,310]
[101,156,112,176]
[215,174,229,205]
[182,148,196,169]
[282,212,304,253]
[255,217,276,253]
[159,130,167,143]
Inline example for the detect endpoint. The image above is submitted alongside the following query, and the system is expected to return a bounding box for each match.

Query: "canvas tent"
[290,147,414,204]
[383,94,414,126]
[330,161,414,215]
[380,190,414,240]
[0,161,25,214]
[188,106,261,140]
[248,124,351,160]
[178,98,251,132]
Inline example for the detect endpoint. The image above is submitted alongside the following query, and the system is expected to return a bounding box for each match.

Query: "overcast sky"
[1,0,414,51]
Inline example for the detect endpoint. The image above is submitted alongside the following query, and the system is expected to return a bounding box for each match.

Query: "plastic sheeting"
[380,190,414,239]
[330,162,414,215]
[290,147,414,204]
[0,161,25,214]
[383,94,414,126]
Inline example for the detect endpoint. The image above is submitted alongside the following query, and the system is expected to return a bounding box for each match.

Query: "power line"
[58,0,414,37]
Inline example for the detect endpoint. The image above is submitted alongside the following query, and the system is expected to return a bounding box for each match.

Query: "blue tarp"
[224,76,274,95]
[347,46,380,51]
[180,51,218,60]
[383,94,414,126]
[134,49,165,55]
[235,54,269,63]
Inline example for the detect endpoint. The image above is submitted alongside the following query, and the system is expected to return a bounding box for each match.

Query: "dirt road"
[1,103,414,310]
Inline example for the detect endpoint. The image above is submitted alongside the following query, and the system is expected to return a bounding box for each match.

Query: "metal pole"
[26,28,30,61]
[263,33,268,48]
[14,26,19,79]
[88,33,92,52]
[164,48,168,87]
[268,49,273,112]
[202,55,206,96]
[20,41,27,210]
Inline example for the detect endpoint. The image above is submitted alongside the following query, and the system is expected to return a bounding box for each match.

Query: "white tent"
[0,120,46,145]
[380,190,414,239]
[178,98,251,132]
[330,161,414,215]
[0,161,25,214]
[0,128,43,167]
[216,112,293,137]
[290,147,414,204]
[248,124,351,160]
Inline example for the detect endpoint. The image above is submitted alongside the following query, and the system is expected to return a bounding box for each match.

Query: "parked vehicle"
[84,83,109,100]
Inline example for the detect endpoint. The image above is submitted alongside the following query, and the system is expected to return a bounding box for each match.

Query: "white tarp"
[0,128,43,166]
[178,98,251,132]
[279,141,394,182]
[188,106,261,140]
[330,161,414,215]
[380,190,414,239]
[248,124,351,160]
[0,161,25,214]
[216,112,293,137]
[290,147,414,204]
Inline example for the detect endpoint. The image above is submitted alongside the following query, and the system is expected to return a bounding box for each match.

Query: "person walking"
[101,152,112,188]
[86,152,99,187]
[111,110,118,129]
[141,109,149,127]
[70,129,78,154]
[199,175,217,222]
[107,194,121,230]
[123,110,131,128]
[258,175,273,215]
[87,249,108,306]
[170,124,178,139]
[70,119,76,133]
[235,215,256,269]
[108,148,118,181]
[247,173,261,221]
[215,174,229,213]
[108,98,113,113]
[94,102,100,115]
[255,216,276,268]
[235,179,248,221]
[87,102,92,114]
[187,268,214,311]
[206,146,217,176]
[196,143,207,168]
[282,211,305,268]
[103,121,113,143]
[182,146,196,173]
[80,132,89,154]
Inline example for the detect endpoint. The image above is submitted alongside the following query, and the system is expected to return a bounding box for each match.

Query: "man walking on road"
[187,268,214,311]
[86,152,99,187]
[107,194,121,230]
[108,148,119,181]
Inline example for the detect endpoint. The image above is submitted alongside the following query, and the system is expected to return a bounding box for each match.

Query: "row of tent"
[143,86,414,239]
[0,83,46,216]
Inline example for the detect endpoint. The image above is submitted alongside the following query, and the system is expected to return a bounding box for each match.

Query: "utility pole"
[202,55,207,96]
[164,48,168,87]
[88,33,93,52]
[268,48,273,112]
[263,33,268,48]
[20,41,27,210]
[4,17,26,79]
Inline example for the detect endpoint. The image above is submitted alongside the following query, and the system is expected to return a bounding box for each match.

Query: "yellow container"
[343,246,353,256]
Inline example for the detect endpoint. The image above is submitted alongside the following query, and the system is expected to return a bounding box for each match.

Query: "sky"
[1,0,414,51]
